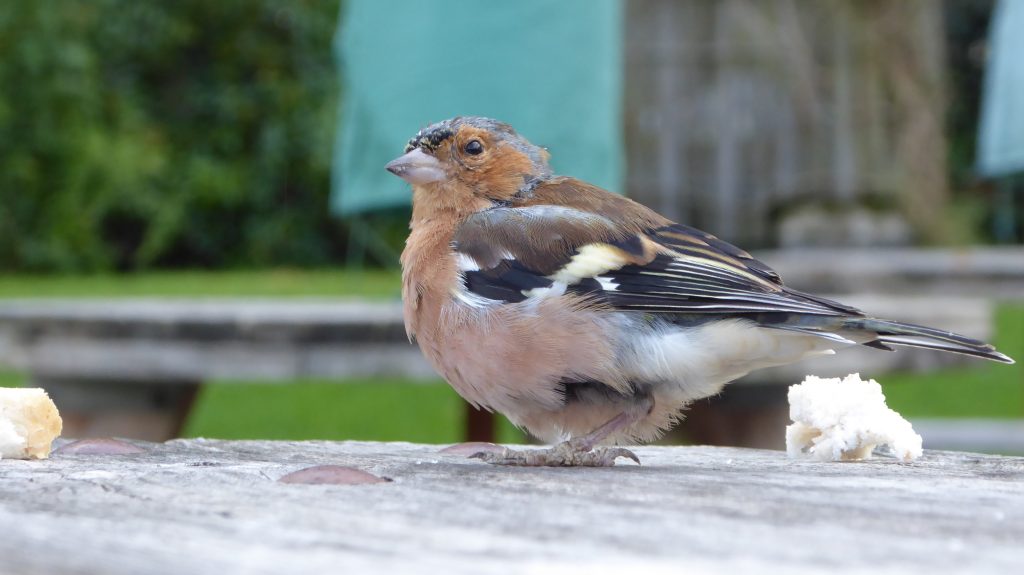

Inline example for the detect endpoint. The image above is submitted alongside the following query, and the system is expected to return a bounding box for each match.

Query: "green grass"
[881,304,1024,419]
[0,269,401,299]
[183,377,527,444]
[0,371,23,387]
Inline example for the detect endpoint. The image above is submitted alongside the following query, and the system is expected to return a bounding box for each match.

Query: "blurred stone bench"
[0,300,432,440]
[0,294,999,444]
[1,247,1018,444]
[754,246,1024,298]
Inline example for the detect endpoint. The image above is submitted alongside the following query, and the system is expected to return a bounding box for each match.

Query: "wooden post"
[464,402,495,442]
[39,378,200,441]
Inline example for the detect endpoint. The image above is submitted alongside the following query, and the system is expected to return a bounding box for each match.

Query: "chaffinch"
[386,116,1014,467]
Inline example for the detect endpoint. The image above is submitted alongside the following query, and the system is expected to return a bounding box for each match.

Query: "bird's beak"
[385,148,446,185]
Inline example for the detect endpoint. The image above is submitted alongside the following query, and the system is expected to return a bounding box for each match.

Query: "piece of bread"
[786,373,922,462]
[0,388,63,460]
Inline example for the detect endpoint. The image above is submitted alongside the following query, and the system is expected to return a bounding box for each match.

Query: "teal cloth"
[977,0,1024,177]
[332,0,622,215]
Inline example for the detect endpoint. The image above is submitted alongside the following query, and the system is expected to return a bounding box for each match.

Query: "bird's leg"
[470,401,651,467]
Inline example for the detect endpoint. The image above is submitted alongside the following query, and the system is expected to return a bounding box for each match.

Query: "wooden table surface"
[1,440,1022,574]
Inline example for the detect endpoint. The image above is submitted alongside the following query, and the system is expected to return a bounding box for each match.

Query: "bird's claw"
[469,443,640,467]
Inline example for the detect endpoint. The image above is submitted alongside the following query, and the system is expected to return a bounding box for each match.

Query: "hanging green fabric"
[331,0,623,216]
[978,0,1024,177]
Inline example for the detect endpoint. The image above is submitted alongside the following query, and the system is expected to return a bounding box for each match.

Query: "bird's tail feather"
[841,317,1015,365]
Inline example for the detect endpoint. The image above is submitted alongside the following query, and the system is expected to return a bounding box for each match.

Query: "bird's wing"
[452,180,861,317]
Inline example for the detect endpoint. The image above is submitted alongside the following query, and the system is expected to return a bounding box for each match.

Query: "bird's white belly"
[615,317,841,401]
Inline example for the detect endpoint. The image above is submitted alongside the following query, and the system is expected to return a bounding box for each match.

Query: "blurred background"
[0,0,1020,453]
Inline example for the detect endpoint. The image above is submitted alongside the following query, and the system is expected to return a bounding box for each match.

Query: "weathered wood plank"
[1,440,1021,574]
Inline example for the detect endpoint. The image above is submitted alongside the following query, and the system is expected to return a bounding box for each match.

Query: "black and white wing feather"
[452,205,861,318]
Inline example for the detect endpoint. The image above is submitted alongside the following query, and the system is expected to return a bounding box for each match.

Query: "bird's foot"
[469,439,640,467]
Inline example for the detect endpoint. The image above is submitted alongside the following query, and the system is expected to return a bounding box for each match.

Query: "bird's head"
[386,117,552,211]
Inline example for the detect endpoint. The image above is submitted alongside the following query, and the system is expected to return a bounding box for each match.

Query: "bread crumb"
[786,374,922,462]
[0,388,63,460]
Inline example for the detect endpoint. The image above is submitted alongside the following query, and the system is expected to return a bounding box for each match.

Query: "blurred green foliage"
[0,0,341,272]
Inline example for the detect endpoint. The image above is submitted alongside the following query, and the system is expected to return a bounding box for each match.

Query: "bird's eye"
[464,140,484,155]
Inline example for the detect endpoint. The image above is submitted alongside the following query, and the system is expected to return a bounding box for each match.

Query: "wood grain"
[1,439,1021,574]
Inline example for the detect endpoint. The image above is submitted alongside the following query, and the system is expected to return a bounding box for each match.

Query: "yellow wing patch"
[549,244,631,285]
